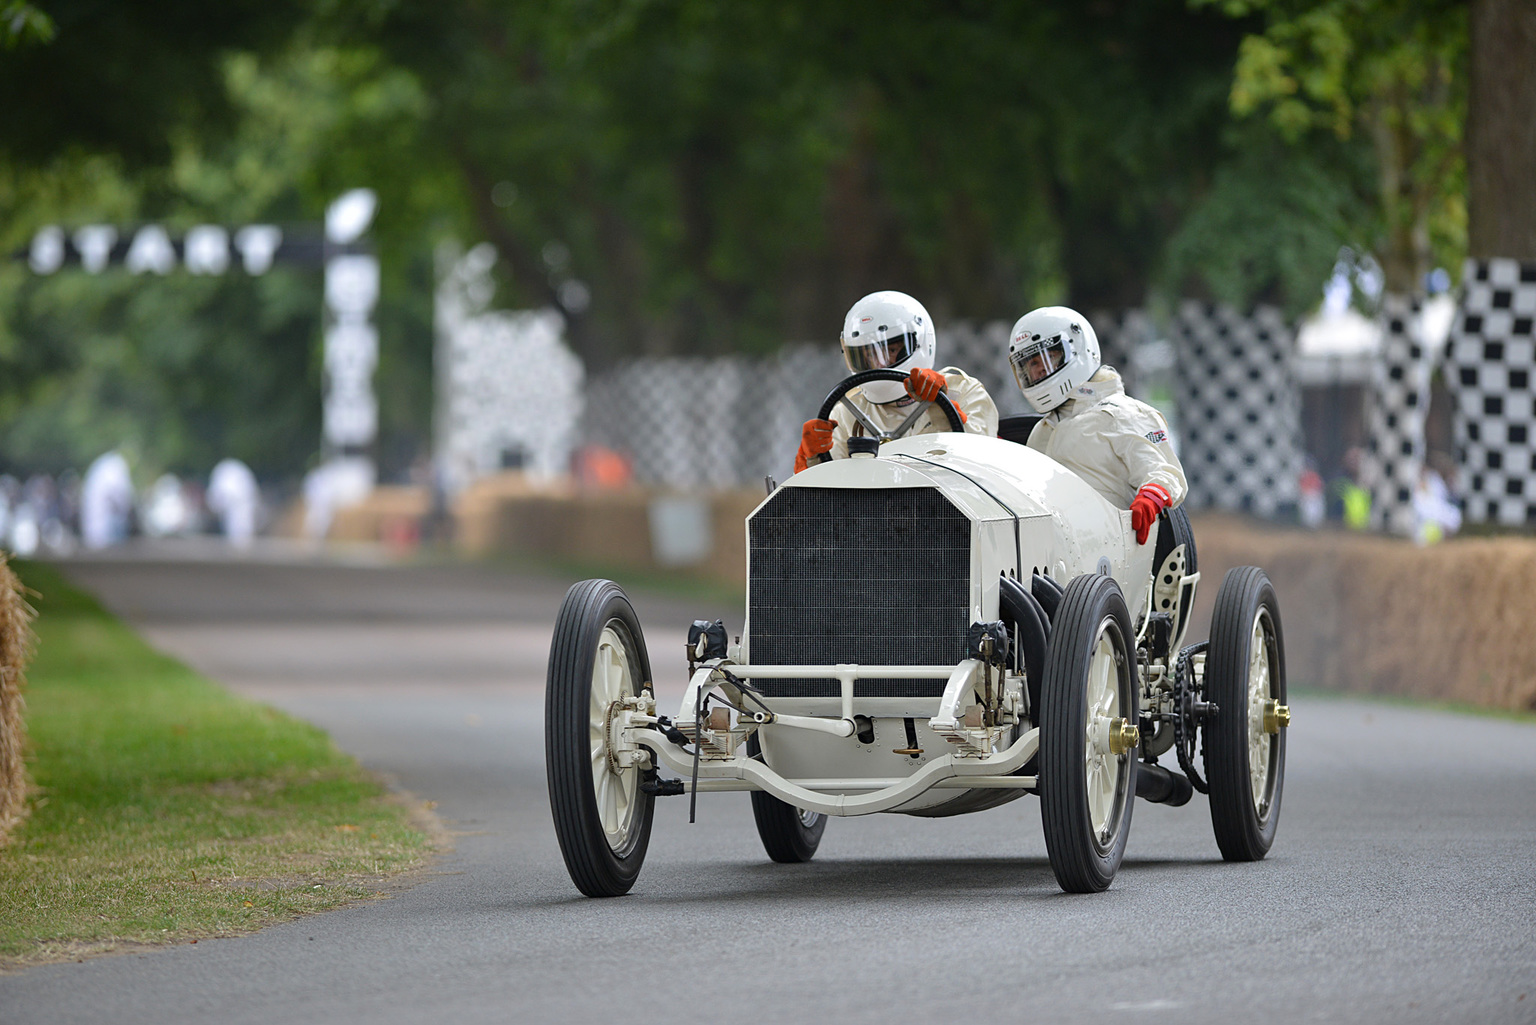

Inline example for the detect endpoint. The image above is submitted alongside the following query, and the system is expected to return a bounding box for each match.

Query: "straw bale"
[0,553,33,841]
[1189,515,1536,712]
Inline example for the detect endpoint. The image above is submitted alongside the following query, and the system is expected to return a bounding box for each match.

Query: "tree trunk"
[1467,0,1536,261]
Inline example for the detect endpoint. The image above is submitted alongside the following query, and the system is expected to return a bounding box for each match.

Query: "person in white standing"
[80,451,134,550]
[207,458,260,547]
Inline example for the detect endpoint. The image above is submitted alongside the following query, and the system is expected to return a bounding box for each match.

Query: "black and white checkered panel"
[1448,258,1536,525]
[1170,302,1303,517]
[583,347,848,489]
[1089,308,1153,394]
[937,320,1021,416]
[1361,294,1430,535]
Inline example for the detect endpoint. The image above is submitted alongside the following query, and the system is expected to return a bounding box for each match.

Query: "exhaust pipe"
[1136,762,1193,806]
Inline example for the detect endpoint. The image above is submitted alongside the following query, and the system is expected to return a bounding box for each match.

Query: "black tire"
[546,579,656,896]
[747,734,826,863]
[1204,567,1286,862]
[1039,574,1138,893]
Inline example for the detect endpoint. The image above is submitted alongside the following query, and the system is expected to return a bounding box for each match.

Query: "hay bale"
[1188,515,1536,713]
[0,553,33,842]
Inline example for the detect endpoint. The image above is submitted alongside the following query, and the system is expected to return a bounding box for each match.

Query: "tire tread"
[1203,566,1286,862]
[545,579,655,896]
[1039,574,1136,893]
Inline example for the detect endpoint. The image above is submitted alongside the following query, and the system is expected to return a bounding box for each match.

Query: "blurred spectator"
[1413,458,1462,546]
[81,451,134,549]
[0,476,16,552]
[141,473,192,538]
[573,444,633,490]
[1332,446,1372,530]
[302,460,371,539]
[1298,461,1325,529]
[207,458,259,547]
[8,497,39,556]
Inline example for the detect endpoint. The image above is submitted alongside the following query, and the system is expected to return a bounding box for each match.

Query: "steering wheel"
[813,369,966,465]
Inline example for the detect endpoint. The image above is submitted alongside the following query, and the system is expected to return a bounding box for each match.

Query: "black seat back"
[997,414,1041,446]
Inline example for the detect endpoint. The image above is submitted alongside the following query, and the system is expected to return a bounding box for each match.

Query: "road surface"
[2,553,1533,1024]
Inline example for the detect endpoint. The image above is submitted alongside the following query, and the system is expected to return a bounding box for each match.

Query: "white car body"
[627,431,1169,817]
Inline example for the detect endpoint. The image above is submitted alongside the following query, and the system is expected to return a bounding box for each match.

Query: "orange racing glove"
[1129,483,1171,545]
[906,367,948,403]
[794,418,838,473]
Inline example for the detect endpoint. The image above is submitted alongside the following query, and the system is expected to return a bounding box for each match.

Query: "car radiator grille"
[747,486,971,698]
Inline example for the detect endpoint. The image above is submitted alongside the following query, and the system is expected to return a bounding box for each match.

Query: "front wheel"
[546,579,656,896]
[1203,567,1287,862]
[747,734,826,862]
[1039,574,1138,893]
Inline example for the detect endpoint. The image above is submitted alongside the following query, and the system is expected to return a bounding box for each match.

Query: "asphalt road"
[2,552,1534,1025]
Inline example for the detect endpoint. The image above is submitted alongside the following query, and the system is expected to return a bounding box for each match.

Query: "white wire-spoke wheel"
[1204,566,1287,862]
[546,579,656,897]
[1039,574,1138,893]
[747,733,827,863]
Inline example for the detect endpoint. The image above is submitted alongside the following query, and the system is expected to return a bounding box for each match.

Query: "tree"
[1204,0,1467,294]
[322,0,1256,356]
[1467,0,1536,261]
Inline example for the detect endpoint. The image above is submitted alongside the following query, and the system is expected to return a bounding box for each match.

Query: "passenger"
[1007,306,1186,544]
[795,291,999,473]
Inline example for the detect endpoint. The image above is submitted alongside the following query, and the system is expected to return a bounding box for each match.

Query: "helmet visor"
[842,330,918,374]
[1011,336,1070,390]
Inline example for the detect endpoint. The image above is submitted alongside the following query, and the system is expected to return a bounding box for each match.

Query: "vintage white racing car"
[546,369,1290,897]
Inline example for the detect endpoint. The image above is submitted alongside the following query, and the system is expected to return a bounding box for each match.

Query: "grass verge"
[0,560,433,968]
[1289,684,1536,724]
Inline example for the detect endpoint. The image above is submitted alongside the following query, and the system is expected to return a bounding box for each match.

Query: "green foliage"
[322,0,1256,350]
[1196,0,1468,291]
[0,0,304,166]
[0,2,52,49]
[1161,126,1376,313]
[0,264,321,480]
[0,41,440,481]
[1,0,1468,480]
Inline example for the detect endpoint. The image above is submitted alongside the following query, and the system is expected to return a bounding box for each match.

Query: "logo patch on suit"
[1146,429,1167,444]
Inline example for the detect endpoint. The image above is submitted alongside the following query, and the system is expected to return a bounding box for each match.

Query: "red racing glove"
[906,367,949,403]
[1129,484,1171,545]
[794,418,838,473]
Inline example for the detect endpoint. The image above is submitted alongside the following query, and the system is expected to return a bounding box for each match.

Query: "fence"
[581,306,1308,520]
[432,277,1536,531]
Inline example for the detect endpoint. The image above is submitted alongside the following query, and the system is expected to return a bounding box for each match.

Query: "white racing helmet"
[840,291,936,404]
[1008,306,1101,413]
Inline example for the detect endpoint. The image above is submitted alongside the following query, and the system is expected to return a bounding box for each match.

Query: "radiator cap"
[848,437,880,458]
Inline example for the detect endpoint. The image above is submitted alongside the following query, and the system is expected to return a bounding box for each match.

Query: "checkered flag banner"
[584,323,1028,490]
[1361,294,1431,534]
[1448,258,1536,525]
[1170,302,1303,516]
[1089,308,1156,394]
[434,244,585,494]
[938,320,1026,416]
[583,346,848,489]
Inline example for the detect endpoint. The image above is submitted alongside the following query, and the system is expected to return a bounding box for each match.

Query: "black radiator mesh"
[748,487,971,697]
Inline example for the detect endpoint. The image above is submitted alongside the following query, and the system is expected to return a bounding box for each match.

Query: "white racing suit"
[1026,365,1186,509]
[826,367,998,460]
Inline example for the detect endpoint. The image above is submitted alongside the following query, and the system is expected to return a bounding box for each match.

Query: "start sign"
[27,223,286,275]
[19,190,384,496]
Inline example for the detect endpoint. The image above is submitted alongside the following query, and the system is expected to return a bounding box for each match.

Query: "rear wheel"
[1039,574,1138,893]
[546,579,655,896]
[1204,567,1287,861]
[747,734,826,862]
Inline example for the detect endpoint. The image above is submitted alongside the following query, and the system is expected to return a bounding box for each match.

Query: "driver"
[795,291,998,473]
[1008,306,1186,545]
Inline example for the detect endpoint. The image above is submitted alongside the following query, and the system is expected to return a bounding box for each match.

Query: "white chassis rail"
[618,660,1040,818]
